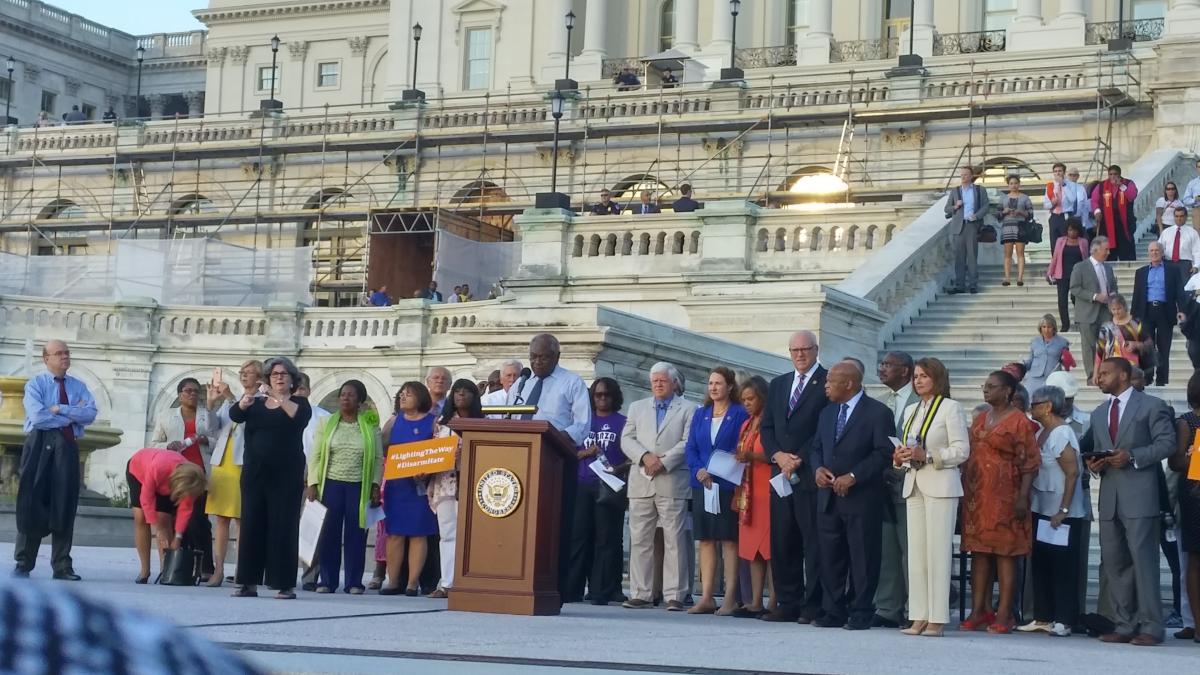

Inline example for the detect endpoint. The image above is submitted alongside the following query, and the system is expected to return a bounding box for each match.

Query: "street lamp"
[534,90,571,211]
[4,55,15,125]
[889,0,925,77]
[720,0,744,81]
[135,45,145,119]
[261,34,283,111]
[1109,0,1132,51]
[402,23,425,101]
[556,11,577,91]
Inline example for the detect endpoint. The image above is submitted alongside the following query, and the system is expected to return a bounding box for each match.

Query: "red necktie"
[1173,230,1182,262]
[1108,397,1120,444]
[55,376,76,444]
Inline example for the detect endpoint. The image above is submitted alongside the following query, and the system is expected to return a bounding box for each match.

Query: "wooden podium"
[446,418,575,615]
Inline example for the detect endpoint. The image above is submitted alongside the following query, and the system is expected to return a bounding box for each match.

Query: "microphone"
[511,368,532,405]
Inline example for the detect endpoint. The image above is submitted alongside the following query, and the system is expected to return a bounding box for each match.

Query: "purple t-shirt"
[578,413,627,483]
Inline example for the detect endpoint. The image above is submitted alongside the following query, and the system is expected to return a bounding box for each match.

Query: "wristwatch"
[1059,507,1070,515]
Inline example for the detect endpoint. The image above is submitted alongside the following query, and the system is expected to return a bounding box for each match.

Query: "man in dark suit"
[809,363,895,630]
[874,351,919,628]
[759,330,828,623]
[632,190,660,215]
[1131,241,1187,387]
[1087,357,1176,646]
[1069,235,1119,385]
[590,190,621,215]
[671,184,702,213]
[945,166,990,295]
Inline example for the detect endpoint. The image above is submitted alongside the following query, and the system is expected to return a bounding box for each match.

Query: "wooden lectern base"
[447,588,561,615]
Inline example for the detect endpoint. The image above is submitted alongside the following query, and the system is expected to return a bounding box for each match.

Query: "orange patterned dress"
[963,410,1041,556]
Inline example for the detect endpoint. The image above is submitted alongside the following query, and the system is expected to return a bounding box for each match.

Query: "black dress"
[1179,412,1200,553]
[1057,242,1084,328]
[229,396,312,589]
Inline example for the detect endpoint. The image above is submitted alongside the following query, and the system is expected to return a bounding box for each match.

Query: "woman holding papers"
[685,367,749,615]
[566,378,630,605]
[1019,385,1084,637]
[428,379,483,598]
[734,376,775,618]
[306,379,383,595]
[892,357,970,637]
[380,381,439,596]
[1168,373,1200,643]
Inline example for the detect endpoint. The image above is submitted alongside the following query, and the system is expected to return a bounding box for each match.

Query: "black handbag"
[595,464,629,509]
[978,224,998,243]
[1020,218,1044,244]
[159,546,202,586]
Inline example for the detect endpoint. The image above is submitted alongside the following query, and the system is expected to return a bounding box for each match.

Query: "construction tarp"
[432,230,520,300]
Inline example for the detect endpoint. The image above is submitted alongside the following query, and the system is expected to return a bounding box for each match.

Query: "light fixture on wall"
[261,35,283,111]
[720,0,744,81]
[557,11,578,91]
[402,23,426,101]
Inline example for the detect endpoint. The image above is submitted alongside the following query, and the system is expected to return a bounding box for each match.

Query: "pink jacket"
[1046,237,1089,281]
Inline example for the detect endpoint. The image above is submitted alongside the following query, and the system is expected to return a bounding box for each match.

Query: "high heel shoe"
[959,610,996,631]
[901,621,929,636]
[987,619,1015,634]
[134,574,149,585]
[923,623,945,637]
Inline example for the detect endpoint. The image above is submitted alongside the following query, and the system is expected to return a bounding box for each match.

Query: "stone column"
[573,0,608,81]
[674,0,700,53]
[796,0,833,65]
[1056,0,1085,21]
[548,0,573,61]
[146,93,166,121]
[898,0,934,57]
[707,0,733,63]
[1012,0,1083,50]
[184,91,204,118]
[1014,0,1042,24]
[1167,0,1200,37]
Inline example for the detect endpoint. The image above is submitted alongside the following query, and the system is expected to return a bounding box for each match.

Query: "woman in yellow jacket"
[305,379,383,594]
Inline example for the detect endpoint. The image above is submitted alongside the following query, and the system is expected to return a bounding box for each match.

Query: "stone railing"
[1085,18,1164,45]
[734,45,798,69]
[135,31,208,59]
[830,38,898,63]
[818,147,1195,373]
[0,0,140,57]
[932,30,1006,57]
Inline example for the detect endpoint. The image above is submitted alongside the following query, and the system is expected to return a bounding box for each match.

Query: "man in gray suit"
[873,351,919,628]
[621,362,696,611]
[1069,236,1119,385]
[945,166,990,295]
[1087,357,1175,646]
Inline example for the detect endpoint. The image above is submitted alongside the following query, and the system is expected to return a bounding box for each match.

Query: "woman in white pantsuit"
[893,357,971,638]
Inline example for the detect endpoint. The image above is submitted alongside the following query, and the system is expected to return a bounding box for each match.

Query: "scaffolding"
[0,49,1149,306]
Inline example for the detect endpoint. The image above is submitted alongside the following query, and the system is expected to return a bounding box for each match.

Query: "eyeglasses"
[1030,399,1050,407]
[269,370,289,378]
[790,346,817,355]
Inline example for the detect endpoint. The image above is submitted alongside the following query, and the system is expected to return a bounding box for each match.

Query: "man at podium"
[506,333,592,600]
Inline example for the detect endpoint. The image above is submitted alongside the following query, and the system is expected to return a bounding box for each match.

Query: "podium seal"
[476,467,522,518]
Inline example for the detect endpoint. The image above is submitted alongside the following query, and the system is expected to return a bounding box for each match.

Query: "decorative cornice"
[194,0,389,26]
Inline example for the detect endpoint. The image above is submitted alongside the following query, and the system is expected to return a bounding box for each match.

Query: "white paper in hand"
[707,451,745,485]
[888,436,902,448]
[769,472,793,497]
[366,504,386,528]
[1035,519,1070,547]
[1187,272,1200,292]
[703,484,721,514]
[588,458,626,491]
[298,500,328,567]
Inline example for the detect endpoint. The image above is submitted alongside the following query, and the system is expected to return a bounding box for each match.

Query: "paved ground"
[2,543,1197,674]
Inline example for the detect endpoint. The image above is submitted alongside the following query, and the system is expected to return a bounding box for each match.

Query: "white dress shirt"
[791,362,822,402]
[507,364,591,444]
[1183,175,1200,208]
[1158,224,1200,265]
[884,383,914,430]
[838,389,865,423]
[303,405,332,465]
[1090,257,1110,299]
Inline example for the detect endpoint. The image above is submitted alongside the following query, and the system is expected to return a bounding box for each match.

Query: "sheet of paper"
[706,450,745,485]
[703,484,721,514]
[366,504,386,528]
[298,500,328,567]
[589,458,626,492]
[769,472,793,497]
[1187,272,1200,292]
[888,436,902,448]
[1035,519,1070,547]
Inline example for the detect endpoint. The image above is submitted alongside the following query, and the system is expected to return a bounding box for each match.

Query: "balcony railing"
[1085,18,1164,45]
[932,30,1006,56]
[734,45,797,69]
[830,37,899,63]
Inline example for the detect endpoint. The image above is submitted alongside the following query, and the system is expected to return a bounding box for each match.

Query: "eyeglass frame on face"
[1030,399,1051,408]
[789,346,817,355]
[269,368,290,379]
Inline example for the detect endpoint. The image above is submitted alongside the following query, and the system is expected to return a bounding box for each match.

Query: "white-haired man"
[621,362,696,611]
[481,359,523,411]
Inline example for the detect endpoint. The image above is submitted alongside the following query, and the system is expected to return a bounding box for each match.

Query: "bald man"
[14,340,97,579]
[810,363,896,629]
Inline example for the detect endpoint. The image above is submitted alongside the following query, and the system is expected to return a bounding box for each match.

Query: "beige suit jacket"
[621,396,696,500]
[900,397,971,499]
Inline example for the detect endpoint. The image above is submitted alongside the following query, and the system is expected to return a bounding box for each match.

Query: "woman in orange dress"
[961,370,1041,634]
[732,375,774,618]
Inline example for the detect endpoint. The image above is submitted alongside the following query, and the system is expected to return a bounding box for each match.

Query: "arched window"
[168,194,217,216]
[611,174,672,201]
[452,180,509,205]
[978,157,1040,189]
[304,188,354,210]
[37,199,84,220]
[659,0,676,52]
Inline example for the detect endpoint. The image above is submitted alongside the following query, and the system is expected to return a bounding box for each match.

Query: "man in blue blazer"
[810,362,896,630]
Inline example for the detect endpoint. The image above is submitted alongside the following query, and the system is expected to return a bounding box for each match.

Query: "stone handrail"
[818,148,1195,373]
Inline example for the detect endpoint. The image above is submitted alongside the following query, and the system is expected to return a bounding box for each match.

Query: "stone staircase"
[886,228,1183,610]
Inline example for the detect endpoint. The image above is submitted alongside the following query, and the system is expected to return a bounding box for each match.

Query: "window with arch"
[304,188,354,210]
[168,194,217,216]
[37,199,84,220]
[977,157,1039,189]
[659,0,676,52]
[611,174,671,201]
[452,180,509,205]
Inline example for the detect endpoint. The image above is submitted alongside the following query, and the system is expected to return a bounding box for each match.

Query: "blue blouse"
[684,403,750,491]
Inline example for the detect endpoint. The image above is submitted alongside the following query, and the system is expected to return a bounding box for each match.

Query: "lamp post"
[135,45,145,119]
[720,0,744,81]
[889,0,925,77]
[402,23,425,101]
[4,55,14,125]
[1109,0,1132,51]
[556,11,578,91]
[261,35,283,111]
[534,90,571,211]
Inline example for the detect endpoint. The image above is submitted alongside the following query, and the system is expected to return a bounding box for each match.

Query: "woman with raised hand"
[206,359,262,587]
[306,379,383,595]
[229,356,312,600]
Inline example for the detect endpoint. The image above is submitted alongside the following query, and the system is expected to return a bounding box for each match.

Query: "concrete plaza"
[2,543,1196,675]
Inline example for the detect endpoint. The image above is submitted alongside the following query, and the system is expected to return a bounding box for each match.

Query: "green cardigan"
[307,410,383,529]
